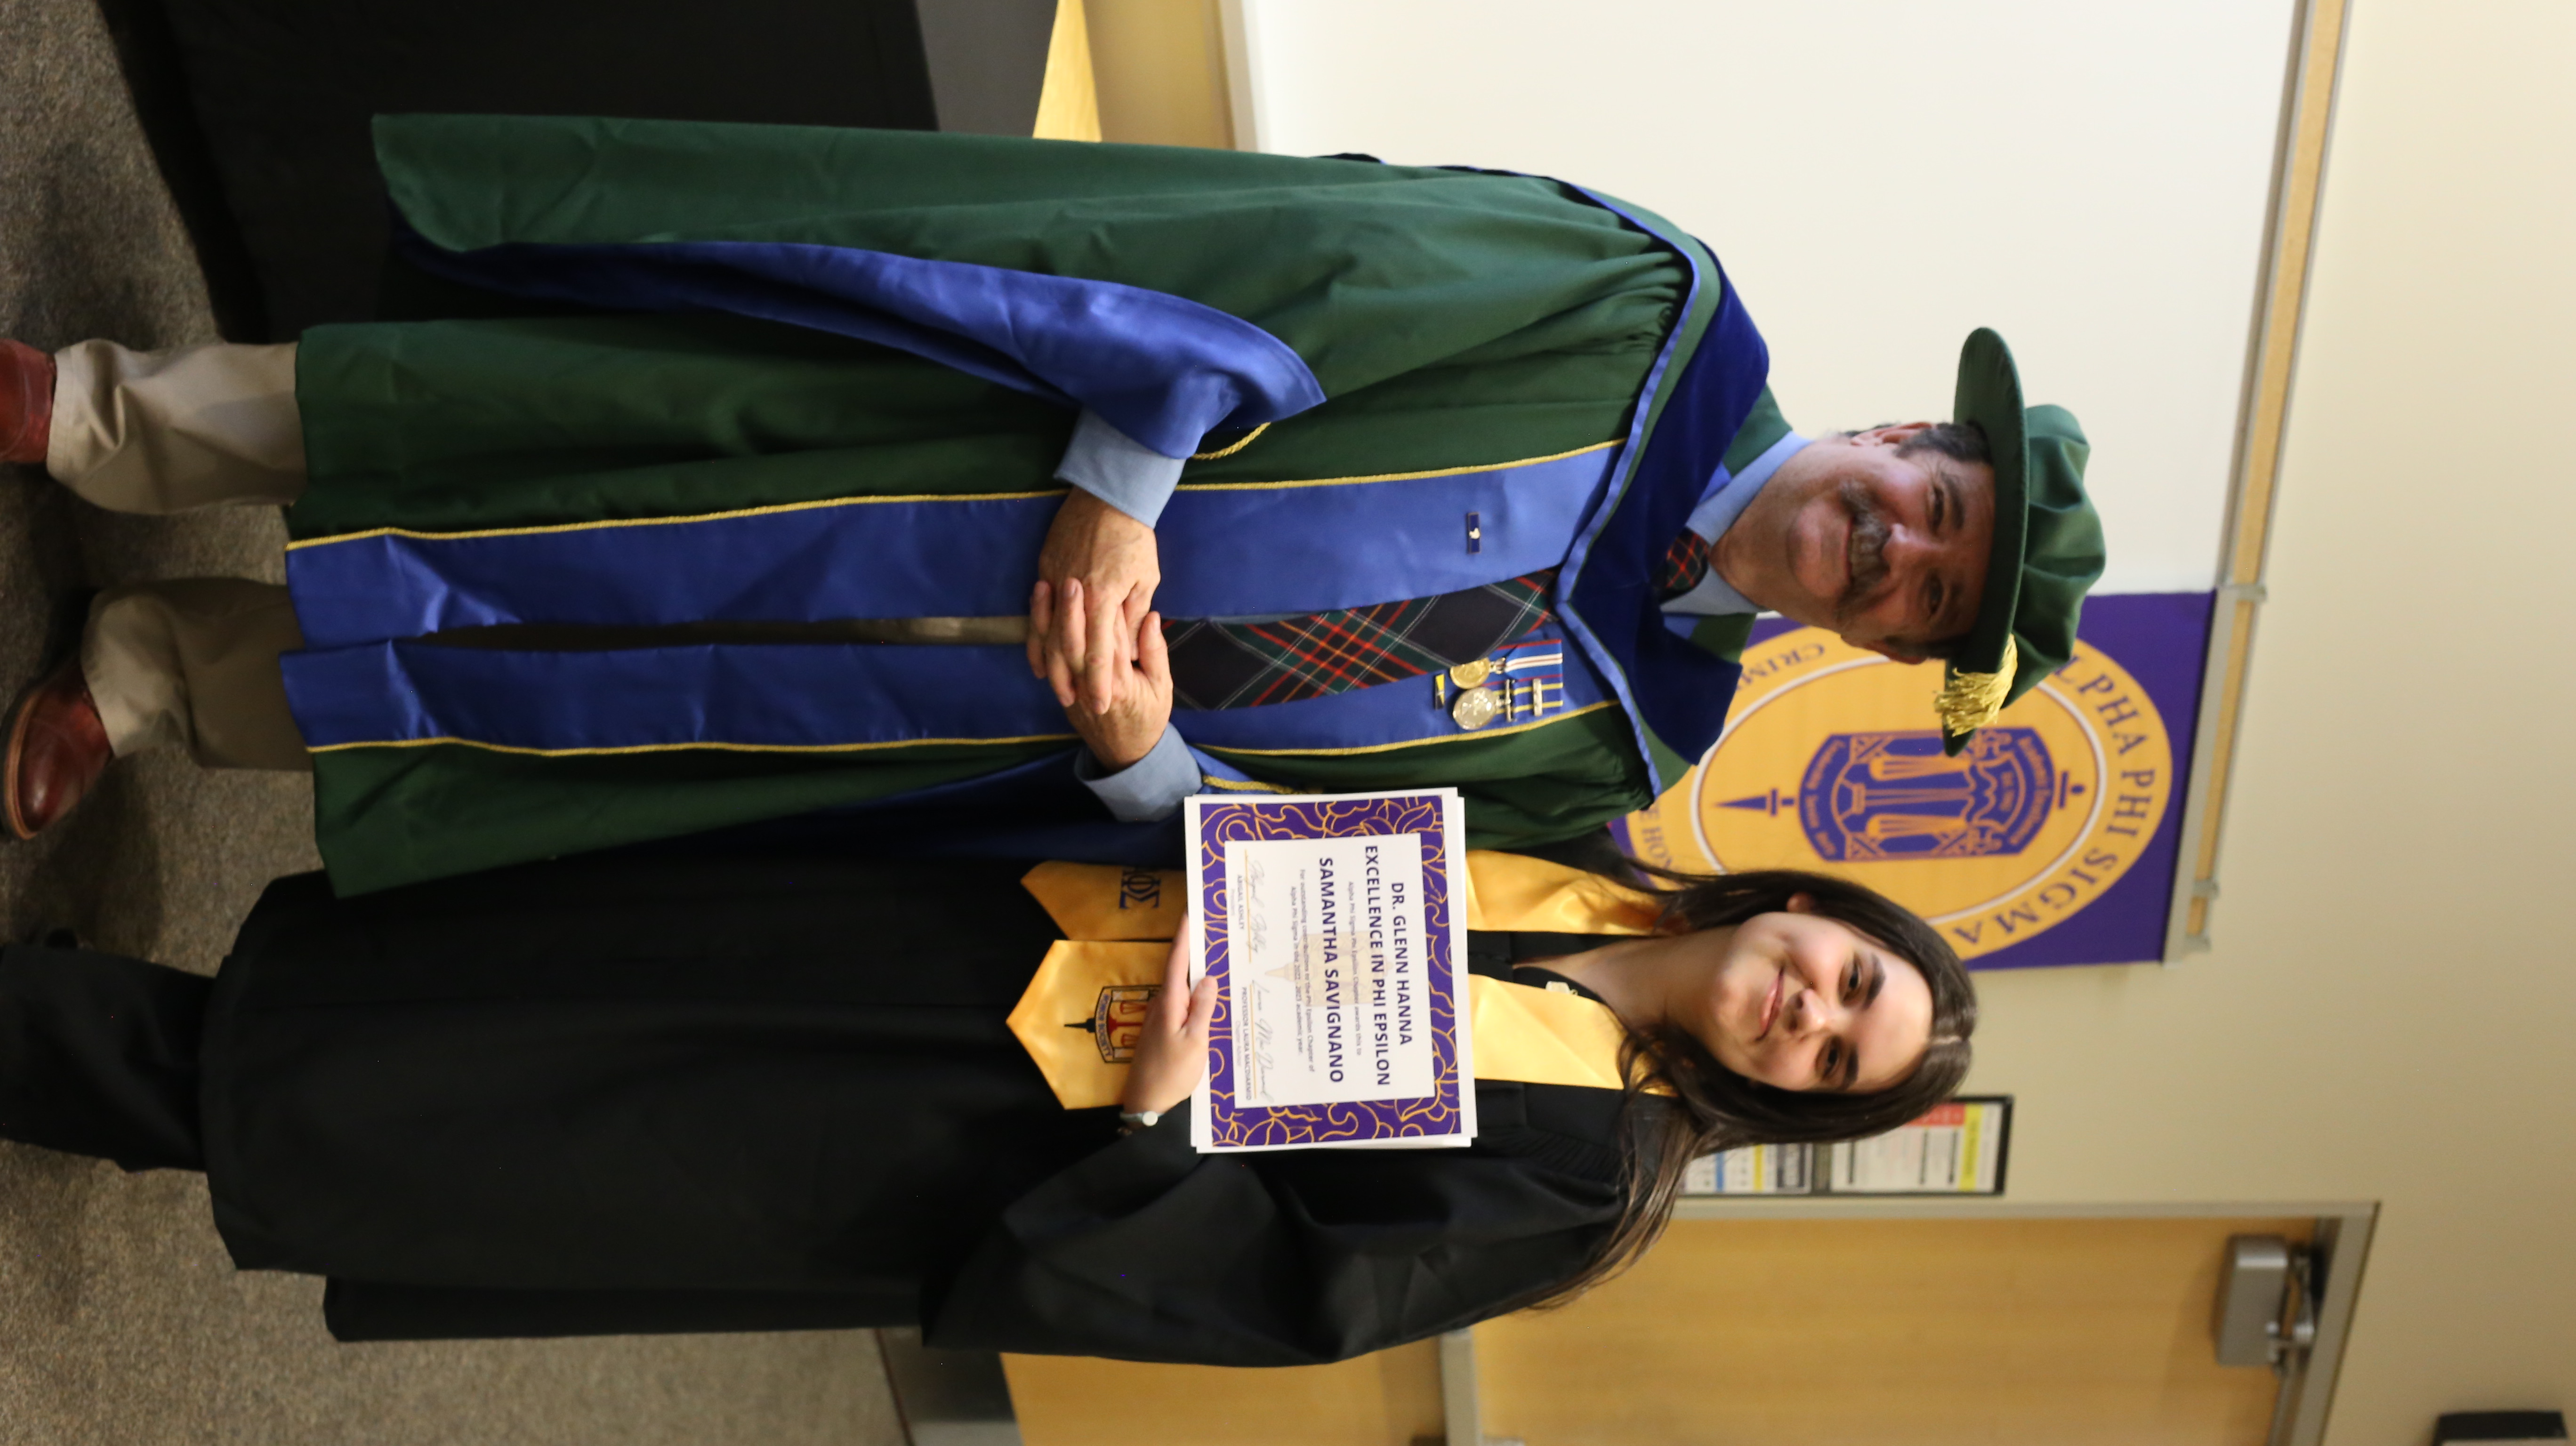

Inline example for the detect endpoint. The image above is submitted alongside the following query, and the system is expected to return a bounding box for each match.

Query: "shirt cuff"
[1056,409,1187,527]
[1073,724,1201,822]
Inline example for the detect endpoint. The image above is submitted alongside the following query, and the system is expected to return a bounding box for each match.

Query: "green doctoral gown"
[281,117,1782,892]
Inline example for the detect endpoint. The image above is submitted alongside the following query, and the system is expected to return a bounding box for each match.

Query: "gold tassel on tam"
[1936,635,2018,737]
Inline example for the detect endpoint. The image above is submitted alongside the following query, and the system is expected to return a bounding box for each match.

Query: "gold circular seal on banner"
[1643,628,2175,961]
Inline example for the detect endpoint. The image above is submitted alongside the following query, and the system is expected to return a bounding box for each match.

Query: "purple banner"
[1613,592,2213,968]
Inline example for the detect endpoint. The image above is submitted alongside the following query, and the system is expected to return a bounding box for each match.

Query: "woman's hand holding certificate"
[1121,923,1219,1122]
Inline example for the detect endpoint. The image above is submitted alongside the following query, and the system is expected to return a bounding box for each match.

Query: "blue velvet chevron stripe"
[285,640,1068,755]
[1551,192,1770,789]
[282,448,1622,752]
[285,446,1618,651]
[282,628,1615,756]
[391,227,1324,459]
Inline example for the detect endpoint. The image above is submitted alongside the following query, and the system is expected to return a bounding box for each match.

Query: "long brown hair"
[1533,865,1978,1307]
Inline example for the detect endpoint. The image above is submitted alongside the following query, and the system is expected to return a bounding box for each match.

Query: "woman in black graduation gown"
[0,850,1975,1362]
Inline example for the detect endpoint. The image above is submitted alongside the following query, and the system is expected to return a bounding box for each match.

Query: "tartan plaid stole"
[1159,523,1712,710]
[1658,527,1713,600]
[1162,570,1558,710]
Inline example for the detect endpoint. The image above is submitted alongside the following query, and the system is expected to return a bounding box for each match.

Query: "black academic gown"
[189,854,1652,1359]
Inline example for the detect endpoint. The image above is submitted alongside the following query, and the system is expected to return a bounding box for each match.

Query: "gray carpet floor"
[0,0,904,1439]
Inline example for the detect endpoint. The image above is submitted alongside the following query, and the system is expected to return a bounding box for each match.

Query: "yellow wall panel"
[1084,0,1232,149]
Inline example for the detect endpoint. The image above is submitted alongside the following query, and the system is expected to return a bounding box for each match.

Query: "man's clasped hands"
[1027,491,1172,772]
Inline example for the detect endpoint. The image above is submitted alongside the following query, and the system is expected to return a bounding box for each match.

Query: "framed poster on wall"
[1682,1097,2013,1198]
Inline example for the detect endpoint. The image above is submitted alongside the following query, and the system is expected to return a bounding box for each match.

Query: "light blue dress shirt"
[1058,409,1189,526]
[1072,724,1206,822]
[1657,430,1811,618]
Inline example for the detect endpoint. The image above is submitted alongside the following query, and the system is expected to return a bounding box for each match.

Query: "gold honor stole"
[1009,852,1668,1111]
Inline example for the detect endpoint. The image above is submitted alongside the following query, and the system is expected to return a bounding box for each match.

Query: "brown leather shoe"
[1,339,54,466]
[4,660,113,840]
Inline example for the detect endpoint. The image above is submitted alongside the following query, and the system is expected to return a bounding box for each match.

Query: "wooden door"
[1480,1214,2303,1446]
[1005,1214,2300,1446]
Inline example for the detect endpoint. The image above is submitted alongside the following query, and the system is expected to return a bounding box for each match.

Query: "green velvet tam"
[1941,328,2106,754]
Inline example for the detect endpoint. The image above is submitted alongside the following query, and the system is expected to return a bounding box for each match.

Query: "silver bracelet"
[1117,1109,1162,1135]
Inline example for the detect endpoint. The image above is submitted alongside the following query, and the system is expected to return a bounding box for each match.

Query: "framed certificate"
[1184,789,1472,1152]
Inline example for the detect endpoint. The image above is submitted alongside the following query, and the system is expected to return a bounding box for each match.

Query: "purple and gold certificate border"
[1192,792,1465,1149]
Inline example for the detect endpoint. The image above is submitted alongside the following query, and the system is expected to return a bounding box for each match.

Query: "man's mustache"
[1837,478,1890,616]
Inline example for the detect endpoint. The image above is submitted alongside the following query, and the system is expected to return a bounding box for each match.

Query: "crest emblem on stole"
[1075,985,1162,1063]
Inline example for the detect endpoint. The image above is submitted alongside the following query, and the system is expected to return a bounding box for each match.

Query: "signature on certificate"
[1235,855,1272,956]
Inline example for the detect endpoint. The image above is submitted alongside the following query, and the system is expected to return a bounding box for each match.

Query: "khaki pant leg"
[47,341,306,512]
[80,582,311,771]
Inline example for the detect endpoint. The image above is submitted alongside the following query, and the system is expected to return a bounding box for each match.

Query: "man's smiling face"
[1713,422,1997,662]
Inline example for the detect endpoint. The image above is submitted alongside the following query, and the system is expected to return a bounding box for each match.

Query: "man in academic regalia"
[0,117,2105,894]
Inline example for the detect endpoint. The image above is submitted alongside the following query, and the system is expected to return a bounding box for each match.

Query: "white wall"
[1236,0,2298,594]
[1232,2,2576,1437]
[1968,0,2576,1434]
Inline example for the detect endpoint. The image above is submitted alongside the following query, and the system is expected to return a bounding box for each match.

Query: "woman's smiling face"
[1684,900,1935,1093]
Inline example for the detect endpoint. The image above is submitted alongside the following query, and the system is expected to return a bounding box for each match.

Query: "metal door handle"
[2214,1233,2317,1370]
